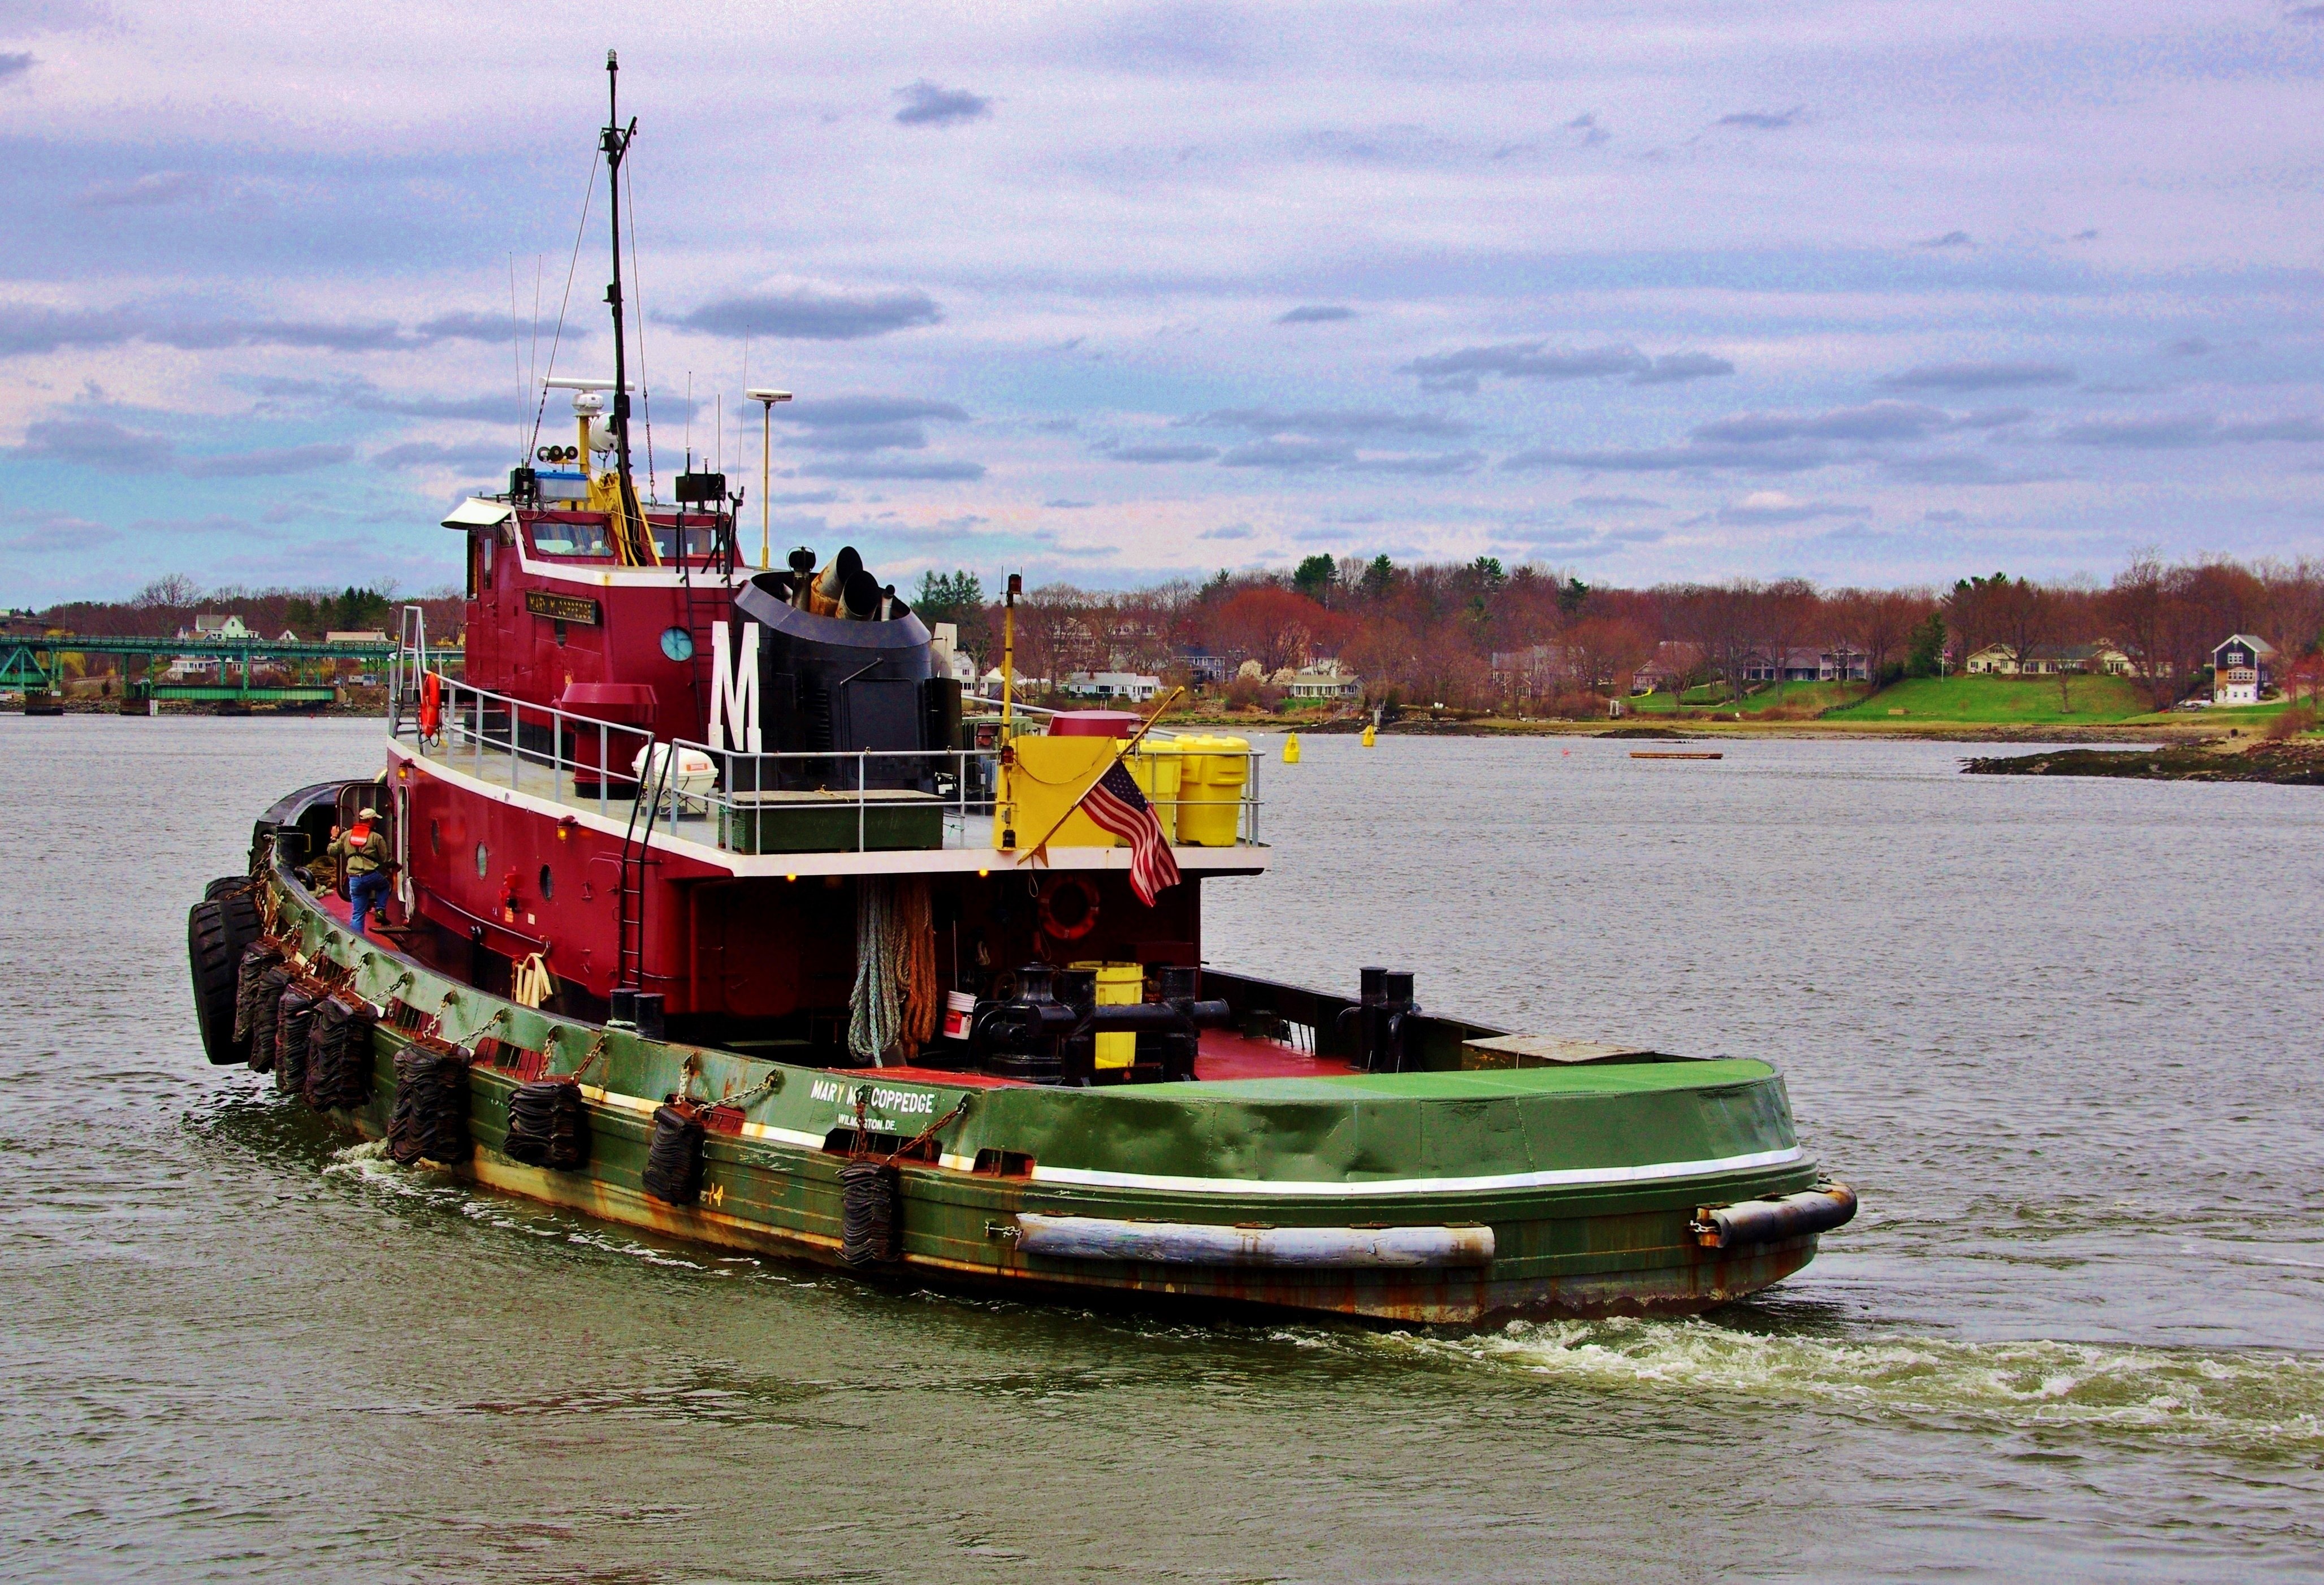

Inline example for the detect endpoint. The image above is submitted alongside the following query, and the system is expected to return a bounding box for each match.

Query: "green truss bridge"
[1,632,462,704]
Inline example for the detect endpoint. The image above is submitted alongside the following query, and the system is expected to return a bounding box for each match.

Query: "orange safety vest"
[347,821,373,849]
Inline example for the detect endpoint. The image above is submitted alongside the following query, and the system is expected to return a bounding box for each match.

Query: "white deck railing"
[387,619,1261,856]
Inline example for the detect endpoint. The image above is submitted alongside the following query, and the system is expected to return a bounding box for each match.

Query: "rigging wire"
[529,147,603,458]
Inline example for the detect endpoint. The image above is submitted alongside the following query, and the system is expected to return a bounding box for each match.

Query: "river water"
[2,716,2319,1583]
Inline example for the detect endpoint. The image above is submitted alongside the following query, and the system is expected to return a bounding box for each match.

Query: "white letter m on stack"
[708,620,761,752]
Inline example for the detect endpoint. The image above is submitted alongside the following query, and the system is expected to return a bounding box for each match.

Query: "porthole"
[660,626,695,662]
[474,841,488,878]
[538,864,555,900]
[429,818,440,855]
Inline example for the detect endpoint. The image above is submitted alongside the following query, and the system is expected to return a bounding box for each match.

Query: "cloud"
[1403,340,1730,392]
[16,415,174,472]
[1200,523,1256,540]
[1718,107,1804,129]
[15,414,350,477]
[1107,442,1218,462]
[1503,440,1829,474]
[371,440,512,471]
[1344,449,1483,475]
[1877,453,2018,484]
[1633,352,1737,385]
[2290,5,2324,20]
[0,304,568,358]
[1693,400,1949,445]
[668,285,942,341]
[2054,413,2324,448]
[1044,498,1093,508]
[179,442,354,478]
[1566,112,1609,147]
[76,171,208,210]
[1218,438,1353,469]
[2165,337,2212,358]
[768,489,842,505]
[1570,493,1665,509]
[0,511,116,555]
[1881,361,2076,391]
[1716,491,1868,526]
[1275,305,1356,324]
[1917,230,1974,249]
[799,457,985,480]
[780,395,970,430]
[894,80,992,127]
[1179,406,1471,439]
[0,53,32,84]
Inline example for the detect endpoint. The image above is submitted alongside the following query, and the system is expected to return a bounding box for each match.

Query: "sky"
[2,1,2323,606]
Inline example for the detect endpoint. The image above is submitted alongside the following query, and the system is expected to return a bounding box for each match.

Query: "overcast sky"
[3,2,2323,605]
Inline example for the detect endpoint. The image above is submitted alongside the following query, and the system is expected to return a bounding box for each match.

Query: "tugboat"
[183,58,1855,1324]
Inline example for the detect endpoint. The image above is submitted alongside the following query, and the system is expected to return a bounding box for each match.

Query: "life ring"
[418,670,443,739]
[1037,874,1100,941]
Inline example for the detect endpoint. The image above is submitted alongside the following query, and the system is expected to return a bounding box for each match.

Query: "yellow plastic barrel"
[1124,738,1185,841]
[1072,960,1143,1071]
[1176,733,1250,847]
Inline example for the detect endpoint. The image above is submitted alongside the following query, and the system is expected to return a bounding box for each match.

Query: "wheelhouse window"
[528,516,614,558]
[651,522,719,561]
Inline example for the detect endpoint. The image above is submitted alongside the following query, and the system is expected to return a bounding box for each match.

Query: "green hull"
[265,869,1832,1326]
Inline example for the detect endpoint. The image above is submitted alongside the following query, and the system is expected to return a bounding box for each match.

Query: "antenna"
[601,49,647,564]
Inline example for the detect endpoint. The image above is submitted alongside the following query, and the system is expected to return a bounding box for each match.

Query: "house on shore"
[1963,640,2139,677]
[1631,642,1703,695]
[1062,670,1163,703]
[1739,645,1868,685]
[2212,634,2278,705]
[1286,662,1362,701]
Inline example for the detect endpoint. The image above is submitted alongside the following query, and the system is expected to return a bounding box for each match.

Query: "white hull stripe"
[1026,1146,1805,1198]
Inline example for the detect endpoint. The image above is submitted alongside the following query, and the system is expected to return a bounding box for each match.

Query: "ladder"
[612,739,674,990]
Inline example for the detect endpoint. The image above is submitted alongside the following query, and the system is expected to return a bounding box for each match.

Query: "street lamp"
[743,387,792,568]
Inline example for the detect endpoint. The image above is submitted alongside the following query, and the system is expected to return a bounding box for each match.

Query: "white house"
[929,622,980,689]
[2213,634,2278,705]
[1287,664,1362,700]
[1062,670,1162,703]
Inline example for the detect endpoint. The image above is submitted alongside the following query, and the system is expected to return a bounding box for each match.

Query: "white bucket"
[943,990,977,1041]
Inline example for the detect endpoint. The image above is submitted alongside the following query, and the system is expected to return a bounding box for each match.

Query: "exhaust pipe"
[1691,1182,1857,1250]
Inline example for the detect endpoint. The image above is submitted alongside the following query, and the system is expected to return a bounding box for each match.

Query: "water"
[3,717,2320,1582]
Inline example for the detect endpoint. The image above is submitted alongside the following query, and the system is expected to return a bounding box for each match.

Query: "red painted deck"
[1192,1028,1360,1082]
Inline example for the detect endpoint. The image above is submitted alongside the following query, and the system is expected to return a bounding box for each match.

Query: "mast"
[601,50,649,564]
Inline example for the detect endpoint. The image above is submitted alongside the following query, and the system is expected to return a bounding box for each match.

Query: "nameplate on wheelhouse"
[524,591,601,626]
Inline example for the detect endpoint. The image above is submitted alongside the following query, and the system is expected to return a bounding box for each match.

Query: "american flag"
[1079,759,1182,905]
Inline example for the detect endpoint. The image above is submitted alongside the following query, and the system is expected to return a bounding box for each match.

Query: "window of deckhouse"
[529,517,614,558]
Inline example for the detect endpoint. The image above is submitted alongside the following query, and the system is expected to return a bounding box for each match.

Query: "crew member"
[331,807,392,936]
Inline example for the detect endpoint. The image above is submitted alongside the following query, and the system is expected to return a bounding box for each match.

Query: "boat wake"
[1371,1317,2324,1449]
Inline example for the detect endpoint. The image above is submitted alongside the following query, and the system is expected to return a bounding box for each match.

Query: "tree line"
[914,552,2324,713]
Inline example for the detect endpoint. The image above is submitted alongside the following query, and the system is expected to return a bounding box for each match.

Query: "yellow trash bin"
[1124,737,1185,842]
[1071,960,1144,1072]
[1176,733,1250,847]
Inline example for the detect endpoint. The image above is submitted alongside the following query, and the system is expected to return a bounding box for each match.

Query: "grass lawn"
[1823,674,2149,724]
[2120,698,2302,728]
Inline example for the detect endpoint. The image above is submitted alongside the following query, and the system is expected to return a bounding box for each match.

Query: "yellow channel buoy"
[1283,733,1300,764]
[1360,723,1377,748]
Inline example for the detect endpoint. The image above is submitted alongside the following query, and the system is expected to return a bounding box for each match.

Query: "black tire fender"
[187,900,246,1066]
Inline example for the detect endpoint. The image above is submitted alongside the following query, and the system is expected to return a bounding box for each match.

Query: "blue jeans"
[349,871,390,935]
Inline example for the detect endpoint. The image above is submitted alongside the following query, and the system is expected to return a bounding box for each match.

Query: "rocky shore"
[1962,740,2324,785]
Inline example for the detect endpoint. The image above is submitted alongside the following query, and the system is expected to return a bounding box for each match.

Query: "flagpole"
[1011,685,1185,864]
